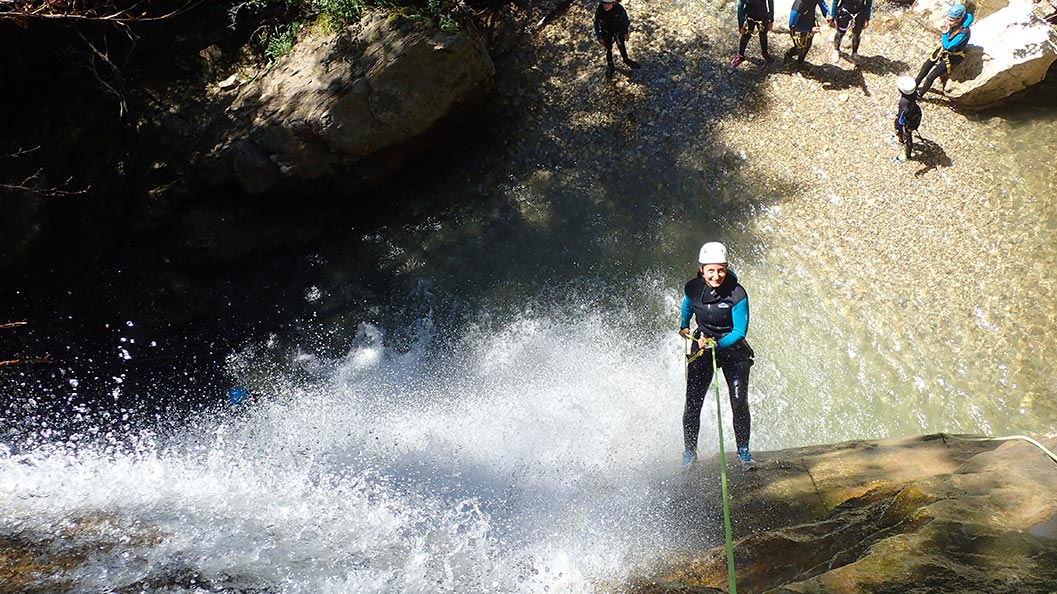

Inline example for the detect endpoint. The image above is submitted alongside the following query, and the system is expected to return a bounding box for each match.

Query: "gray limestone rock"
[215,11,495,197]
[946,1,1057,109]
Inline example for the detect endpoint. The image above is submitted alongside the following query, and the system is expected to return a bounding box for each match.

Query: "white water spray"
[2,299,717,594]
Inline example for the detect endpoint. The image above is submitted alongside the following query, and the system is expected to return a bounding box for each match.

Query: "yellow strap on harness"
[684,336,717,365]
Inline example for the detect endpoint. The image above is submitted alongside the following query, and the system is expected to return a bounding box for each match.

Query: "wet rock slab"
[626,434,1057,593]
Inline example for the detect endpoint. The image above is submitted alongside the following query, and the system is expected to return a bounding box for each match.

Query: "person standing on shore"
[679,242,757,468]
[784,0,830,65]
[893,76,922,162]
[914,4,973,97]
[731,0,775,68]
[594,0,642,79]
[827,0,871,64]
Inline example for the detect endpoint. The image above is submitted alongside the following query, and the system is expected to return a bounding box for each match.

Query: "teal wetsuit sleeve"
[593,5,602,39]
[680,295,693,329]
[768,0,774,21]
[738,0,746,27]
[717,297,749,348]
[865,0,872,20]
[829,0,838,19]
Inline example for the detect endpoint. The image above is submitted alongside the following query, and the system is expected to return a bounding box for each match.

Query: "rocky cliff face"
[129,11,495,268]
[0,9,495,275]
[208,12,495,198]
[946,0,1057,109]
[627,435,1057,594]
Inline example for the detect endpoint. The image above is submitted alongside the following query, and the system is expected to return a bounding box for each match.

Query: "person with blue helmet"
[731,0,775,68]
[784,0,831,65]
[679,242,757,468]
[594,0,641,79]
[826,0,872,64]
[914,3,974,97]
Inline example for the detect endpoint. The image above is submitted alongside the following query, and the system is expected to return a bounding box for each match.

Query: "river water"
[2,13,1056,594]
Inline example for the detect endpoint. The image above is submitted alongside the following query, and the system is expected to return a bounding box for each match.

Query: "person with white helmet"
[914,3,974,97]
[893,75,922,162]
[678,242,757,468]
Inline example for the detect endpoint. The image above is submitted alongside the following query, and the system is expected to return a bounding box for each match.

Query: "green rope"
[710,342,738,594]
[687,336,739,594]
[680,336,739,587]
[939,433,1057,465]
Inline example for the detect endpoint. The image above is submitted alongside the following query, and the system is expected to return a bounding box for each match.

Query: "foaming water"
[5,252,1056,591]
[1,298,722,593]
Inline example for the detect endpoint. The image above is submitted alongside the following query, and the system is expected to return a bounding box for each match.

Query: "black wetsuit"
[680,271,755,452]
[785,0,830,63]
[737,0,775,58]
[830,0,871,54]
[594,2,632,69]
[894,91,922,160]
[915,14,973,97]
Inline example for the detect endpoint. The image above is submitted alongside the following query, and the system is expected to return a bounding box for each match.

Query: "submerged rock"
[629,434,1057,593]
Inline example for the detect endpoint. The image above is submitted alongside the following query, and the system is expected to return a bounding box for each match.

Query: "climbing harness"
[835,7,864,32]
[744,16,765,37]
[685,339,709,366]
[790,30,812,48]
[927,45,965,74]
[939,433,1057,465]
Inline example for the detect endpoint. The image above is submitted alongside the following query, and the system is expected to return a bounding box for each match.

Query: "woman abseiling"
[678,242,757,468]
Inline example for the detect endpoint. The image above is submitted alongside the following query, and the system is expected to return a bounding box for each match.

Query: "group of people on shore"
[734,0,874,68]
[594,0,974,164]
[595,2,979,467]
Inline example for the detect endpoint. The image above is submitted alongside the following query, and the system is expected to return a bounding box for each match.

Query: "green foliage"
[243,0,285,9]
[265,22,300,63]
[314,0,460,31]
[236,0,462,61]
[314,0,368,29]
[426,0,458,32]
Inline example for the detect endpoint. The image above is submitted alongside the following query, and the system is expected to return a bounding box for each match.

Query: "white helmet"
[698,242,728,265]
[897,76,917,95]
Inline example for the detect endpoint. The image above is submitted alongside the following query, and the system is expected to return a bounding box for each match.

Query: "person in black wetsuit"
[893,76,922,162]
[678,242,757,468]
[731,0,775,68]
[915,4,973,97]
[827,0,871,64]
[784,0,830,65]
[594,0,641,78]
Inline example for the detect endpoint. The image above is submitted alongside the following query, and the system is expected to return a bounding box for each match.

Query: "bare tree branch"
[0,0,206,23]
[1,323,51,367]
[0,354,53,367]
[0,169,89,196]
[2,147,41,159]
[74,27,130,116]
